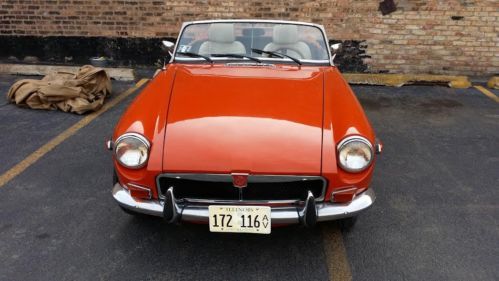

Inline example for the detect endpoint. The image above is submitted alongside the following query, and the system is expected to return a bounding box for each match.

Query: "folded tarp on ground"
[6,65,112,114]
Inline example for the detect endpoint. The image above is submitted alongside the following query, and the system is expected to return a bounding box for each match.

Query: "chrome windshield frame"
[170,19,333,66]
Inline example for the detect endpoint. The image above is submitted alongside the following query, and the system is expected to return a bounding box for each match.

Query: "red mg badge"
[232,173,249,188]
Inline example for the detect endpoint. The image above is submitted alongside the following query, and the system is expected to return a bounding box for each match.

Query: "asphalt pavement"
[0,74,497,281]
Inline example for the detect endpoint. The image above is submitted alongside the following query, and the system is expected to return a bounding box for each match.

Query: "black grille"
[158,175,325,202]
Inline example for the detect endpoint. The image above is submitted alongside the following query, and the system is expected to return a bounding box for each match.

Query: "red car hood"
[163,64,324,175]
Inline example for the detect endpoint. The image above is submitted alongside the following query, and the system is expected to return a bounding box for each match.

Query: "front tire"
[338,216,357,231]
[119,206,147,217]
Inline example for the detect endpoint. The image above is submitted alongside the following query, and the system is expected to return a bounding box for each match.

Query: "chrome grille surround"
[156,173,327,203]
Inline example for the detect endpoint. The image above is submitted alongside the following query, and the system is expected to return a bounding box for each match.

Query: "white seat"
[198,24,246,55]
[263,25,312,60]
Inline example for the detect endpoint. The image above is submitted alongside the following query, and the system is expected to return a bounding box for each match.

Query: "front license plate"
[208,205,271,234]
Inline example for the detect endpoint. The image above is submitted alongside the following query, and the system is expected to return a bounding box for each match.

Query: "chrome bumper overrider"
[112,183,375,226]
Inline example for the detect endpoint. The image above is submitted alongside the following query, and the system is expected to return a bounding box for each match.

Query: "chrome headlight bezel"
[337,136,374,173]
[114,133,150,169]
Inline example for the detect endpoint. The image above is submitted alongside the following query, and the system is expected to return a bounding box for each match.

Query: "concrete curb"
[1,64,485,89]
[343,73,472,89]
[0,63,135,81]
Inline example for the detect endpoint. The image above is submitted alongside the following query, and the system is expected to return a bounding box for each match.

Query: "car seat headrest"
[273,25,299,45]
[208,23,236,43]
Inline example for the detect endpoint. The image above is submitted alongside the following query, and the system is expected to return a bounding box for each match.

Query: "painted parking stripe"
[322,225,352,281]
[0,78,149,188]
[474,85,499,103]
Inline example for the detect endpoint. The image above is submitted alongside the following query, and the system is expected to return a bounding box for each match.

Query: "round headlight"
[337,136,373,173]
[114,133,150,169]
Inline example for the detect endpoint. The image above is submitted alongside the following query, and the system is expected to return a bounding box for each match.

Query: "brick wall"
[0,0,498,75]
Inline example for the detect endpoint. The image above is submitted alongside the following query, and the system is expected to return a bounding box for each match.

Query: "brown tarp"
[6,65,112,114]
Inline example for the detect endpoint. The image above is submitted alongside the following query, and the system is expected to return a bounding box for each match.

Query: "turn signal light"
[331,187,358,203]
[127,183,152,200]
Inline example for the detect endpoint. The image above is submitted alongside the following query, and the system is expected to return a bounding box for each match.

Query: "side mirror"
[330,43,342,63]
[331,43,342,53]
[162,40,175,49]
[162,40,175,67]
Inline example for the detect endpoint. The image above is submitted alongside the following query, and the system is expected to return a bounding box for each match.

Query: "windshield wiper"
[176,52,213,63]
[210,53,262,63]
[251,48,301,65]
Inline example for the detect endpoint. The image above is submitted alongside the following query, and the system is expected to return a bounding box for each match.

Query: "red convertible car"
[109,20,381,234]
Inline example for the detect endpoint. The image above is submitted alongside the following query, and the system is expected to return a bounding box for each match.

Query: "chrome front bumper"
[112,183,375,225]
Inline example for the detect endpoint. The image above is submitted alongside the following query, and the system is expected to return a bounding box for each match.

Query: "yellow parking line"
[0,78,149,188]
[322,224,352,281]
[474,85,499,103]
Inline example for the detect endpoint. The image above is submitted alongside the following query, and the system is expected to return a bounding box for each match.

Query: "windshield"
[174,22,330,64]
